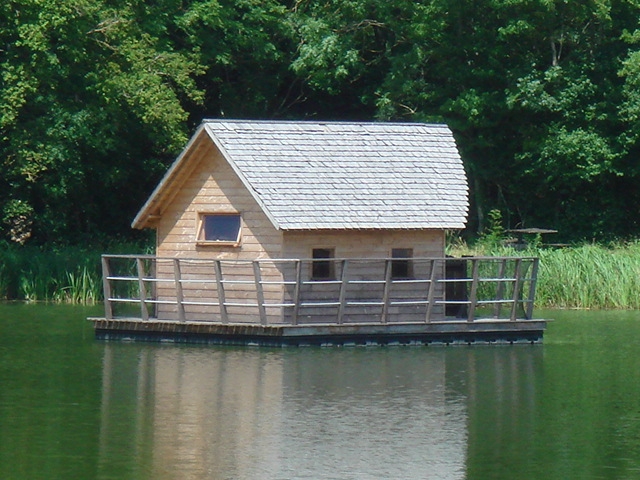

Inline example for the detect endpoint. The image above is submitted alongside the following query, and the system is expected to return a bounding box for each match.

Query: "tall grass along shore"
[1,240,640,309]
[449,239,640,310]
[0,241,149,304]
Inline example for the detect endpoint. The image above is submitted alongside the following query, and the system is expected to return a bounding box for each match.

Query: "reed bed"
[449,239,640,309]
[3,239,640,308]
[0,241,148,304]
[536,244,640,309]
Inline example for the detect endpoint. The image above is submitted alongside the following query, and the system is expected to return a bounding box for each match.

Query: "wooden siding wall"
[154,143,283,321]
[282,230,447,322]
[282,230,445,259]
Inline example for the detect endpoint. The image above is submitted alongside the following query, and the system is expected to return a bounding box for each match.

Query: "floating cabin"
[90,120,546,346]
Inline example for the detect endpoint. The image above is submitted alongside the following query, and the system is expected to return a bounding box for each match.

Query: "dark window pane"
[391,248,413,279]
[312,248,335,279]
[203,215,241,242]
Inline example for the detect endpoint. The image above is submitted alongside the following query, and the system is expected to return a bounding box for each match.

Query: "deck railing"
[100,255,539,325]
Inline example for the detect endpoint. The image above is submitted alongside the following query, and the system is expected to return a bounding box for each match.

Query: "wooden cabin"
[133,120,467,260]
[92,120,546,345]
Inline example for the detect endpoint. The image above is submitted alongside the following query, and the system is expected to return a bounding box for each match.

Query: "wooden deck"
[88,255,547,346]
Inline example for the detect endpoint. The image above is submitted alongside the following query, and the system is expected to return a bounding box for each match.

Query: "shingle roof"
[205,120,467,230]
[133,120,469,230]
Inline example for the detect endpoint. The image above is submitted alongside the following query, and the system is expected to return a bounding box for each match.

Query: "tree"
[0,0,299,246]
[288,0,640,240]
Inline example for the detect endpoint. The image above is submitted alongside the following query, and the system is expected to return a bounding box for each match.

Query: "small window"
[198,213,241,244]
[312,248,335,280]
[391,248,413,279]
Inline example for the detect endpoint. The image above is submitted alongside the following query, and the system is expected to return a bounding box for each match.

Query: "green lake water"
[1,304,640,479]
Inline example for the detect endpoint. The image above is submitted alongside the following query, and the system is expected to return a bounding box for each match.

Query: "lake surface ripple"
[1,304,640,479]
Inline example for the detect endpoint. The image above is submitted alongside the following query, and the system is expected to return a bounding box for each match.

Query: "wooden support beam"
[337,260,349,325]
[101,256,113,320]
[253,261,267,325]
[510,259,523,321]
[136,258,149,321]
[425,259,437,323]
[173,259,185,323]
[292,260,302,325]
[493,259,507,318]
[381,259,392,323]
[467,259,479,323]
[526,258,539,320]
[213,260,228,324]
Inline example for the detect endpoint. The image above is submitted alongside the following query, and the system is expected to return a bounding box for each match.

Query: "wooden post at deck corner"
[101,256,113,320]
[526,258,540,320]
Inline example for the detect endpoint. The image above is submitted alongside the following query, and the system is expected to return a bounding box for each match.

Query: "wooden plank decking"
[89,255,547,346]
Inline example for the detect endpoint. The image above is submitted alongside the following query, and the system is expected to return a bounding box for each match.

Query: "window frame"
[391,248,414,279]
[196,212,242,246]
[311,247,336,280]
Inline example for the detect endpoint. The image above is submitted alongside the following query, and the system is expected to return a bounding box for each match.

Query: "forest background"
[3,0,640,248]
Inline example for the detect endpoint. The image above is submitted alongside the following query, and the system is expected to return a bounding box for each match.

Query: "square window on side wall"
[311,248,336,280]
[197,213,242,245]
[391,248,414,279]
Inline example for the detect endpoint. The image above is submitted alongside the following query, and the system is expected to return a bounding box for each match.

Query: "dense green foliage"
[3,0,640,244]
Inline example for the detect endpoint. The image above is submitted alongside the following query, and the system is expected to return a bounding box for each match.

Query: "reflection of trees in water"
[458,346,544,479]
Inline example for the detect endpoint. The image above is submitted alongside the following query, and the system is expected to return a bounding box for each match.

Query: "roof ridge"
[202,119,449,128]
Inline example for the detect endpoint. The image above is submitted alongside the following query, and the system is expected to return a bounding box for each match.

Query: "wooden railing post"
[493,259,507,318]
[526,258,539,319]
[381,259,392,323]
[510,259,523,321]
[173,259,185,323]
[292,260,302,325]
[136,258,149,321]
[467,259,480,323]
[337,260,349,325]
[253,261,267,325]
[101,256,113,320]
[425,259,438,323]
[213,260,228,324]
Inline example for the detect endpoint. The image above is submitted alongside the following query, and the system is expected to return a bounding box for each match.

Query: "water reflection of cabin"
[91,120,546,345]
